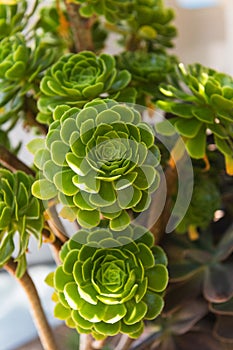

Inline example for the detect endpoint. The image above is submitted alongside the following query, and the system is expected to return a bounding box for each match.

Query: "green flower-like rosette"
[37,51,134,125]
[0,33,57,125]
[46,225,168,339]
[0,169,44,277]
[157,63,233,173]
[176,175,221,234]
[0,0,27,40]
[116,51,176,104]
[31,100,161,230]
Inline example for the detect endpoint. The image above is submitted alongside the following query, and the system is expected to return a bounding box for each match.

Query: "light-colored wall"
[166,0,233,74]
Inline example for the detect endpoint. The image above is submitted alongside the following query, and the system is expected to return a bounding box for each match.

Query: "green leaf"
[64,282,84,310]
[214,136,232,156]
[143,292,164,320]
[174,118,202,138]
[211,94,233,110]
[124,300,147,325]
[54,170,78,196]
[45,272,55,287]
[102,304,127,323]
[15,253,27,278]
[171,103,194,118]
[146,264,168,292]
[54,302,70,320]
[27,138,45,155]
[94,321,121,336]
[192,106,214,123]
[54,266,73,292]
[77,209,100,228]
[110,210,130,231]
[152,246,168,266]
[137,243,155,268]
[185,126,206,159]
[0,234,14,266]
[32,179,57,200]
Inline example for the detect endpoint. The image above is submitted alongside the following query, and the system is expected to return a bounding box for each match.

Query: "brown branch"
[64,1,95,52]
[115,334,135,350]
[0,145,35,176]
[4,258,58,350]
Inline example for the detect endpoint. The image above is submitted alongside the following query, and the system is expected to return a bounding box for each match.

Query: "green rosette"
[0,0,27,40]
[0,33,57,125]
[46,225,168,340]
[31,100,161,231]
[37,51,134,125]
[116,51,177,104]
[157,63,233,174]
[0,169,44,277]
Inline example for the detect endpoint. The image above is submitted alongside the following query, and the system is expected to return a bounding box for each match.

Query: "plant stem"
[79,334,93,350]
[64,1,95,52]
[0,145,35,175]
[4,258,57,350]
[115,334,135,350]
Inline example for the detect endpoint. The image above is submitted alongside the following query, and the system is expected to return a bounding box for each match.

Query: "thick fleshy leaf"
[124,300,147,325]
[214,315,233,343]
[54,302,71,320]
[203,262,233,302]
[147,264,168,292]
[143,292,164,320]
[32,179,57,200]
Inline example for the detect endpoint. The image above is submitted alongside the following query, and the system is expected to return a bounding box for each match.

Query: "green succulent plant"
[164,226,233,304]
[175,173,221,234]
[0,169,44,277]
[0,33,57,125]
[30,100,161,230]
[73,0,176,51]
[46,225,168,340]
[116,51,177,104]
[69,0,134,23]
[37,51,135,125]
[156,63,233,174]
[146,299,226,350]
[0,0,27,40]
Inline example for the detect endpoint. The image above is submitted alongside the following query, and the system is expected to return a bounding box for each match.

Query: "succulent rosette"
[69,0,134,22]
[0,169,44,277]
[116,51,176,104]
[0,0,27,40]
[157,63,233,174]
[175,174,221,234]
[0,33,57,125]
[46,225,168,339]
[31,100,161,231]
[37,51,134,125]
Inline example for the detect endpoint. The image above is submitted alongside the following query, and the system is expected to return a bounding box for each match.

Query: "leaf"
[185,126,206,159]
[94,321,121,336]
[54,302,70,320]
[147,264,168,292]
[174,118,202,138]
[15,253,27,278]
[32,179,57,200]
[214,315,233,343]
[109,210,130,231]
[192,106,214,123]
[77,209,100,228]
[124,300,147,325]
[0,234,14,266]
[203,262,233,303]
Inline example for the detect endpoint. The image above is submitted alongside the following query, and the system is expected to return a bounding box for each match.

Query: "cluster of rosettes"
[157,63,233,173]
[0,0,27,40]
[0,33,57,125]
[116,51,176,104]
[72,0,176,50]
[69,0,135,23]
[31,100,160,231]
[0,170,44,277]
[37,51,134,125]
[47,225,168,340]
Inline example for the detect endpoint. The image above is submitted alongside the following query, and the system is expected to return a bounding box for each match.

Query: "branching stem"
[4,258,57,350]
